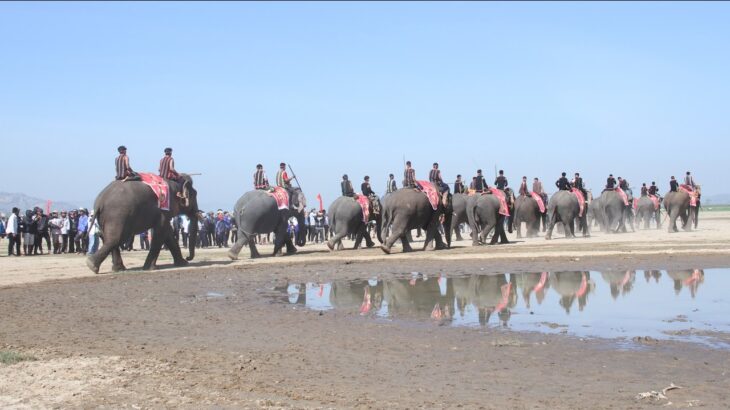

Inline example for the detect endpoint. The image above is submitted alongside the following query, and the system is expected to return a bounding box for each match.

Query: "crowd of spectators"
[1,207,99,256]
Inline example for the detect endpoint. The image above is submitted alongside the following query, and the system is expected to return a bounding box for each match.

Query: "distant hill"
[704,193,730,205]
[0,192,88,215]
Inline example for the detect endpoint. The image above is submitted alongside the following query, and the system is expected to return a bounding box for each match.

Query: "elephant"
[551,271,594,314]
[86,174,199,273]
[382,274,454,320]
[380,186,452,254]
[468,273,517,326]
[512,194,543,238]
[635,196,662,229]
[326,195,383,250]
[466,192,511,246]
[451,193,469,241]
[545,190,588,239]
[663,190,697,233]
[596,189,632,233]
[588,198,603,231]
[667,269,704,297]
[519,272,550,309]
[228,188,307,259]
[599,270,636,299]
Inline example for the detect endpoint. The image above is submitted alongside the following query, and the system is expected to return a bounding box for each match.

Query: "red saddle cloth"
[571,188,585,217]
[616,188,629,206]
[530,192,546,213]
[355,195,370,223]
[679,185,698,207]
[416,180,439,210]
[268,187,289,210]
[649,195,660,210]
[139,173,170,211]
[489,188,510,216]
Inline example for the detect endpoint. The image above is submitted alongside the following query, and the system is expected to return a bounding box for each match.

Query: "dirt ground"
[1,212,729,408]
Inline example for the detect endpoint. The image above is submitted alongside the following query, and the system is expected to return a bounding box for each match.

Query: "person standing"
[61,210,71,253]
[35,208,50,255]
[386,174,397,194]
[49,211,64,254]
[253,164,269,190]
[76,208,89,254]
[555,172,571,191]
[494,170,508,190]
[403,161,416,189]
[361,176,375,196]
[454,175,465,194]
[159,147,180,181]
[6,207,20,256]
[23,210,36,256]
[87,210,100,255]
[67,210,78,254]
[341,175,355,197]
[115,145,134,180]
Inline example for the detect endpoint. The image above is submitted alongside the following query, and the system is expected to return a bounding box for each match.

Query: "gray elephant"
[596,189,632,233]
[86,174,199,273]
[663,189,697,233]
[326,195,383,250]
[228,188,307,259]
[551,271,593,314]
[451,193,469,241]
[466,192,511,246]
[635,196,662,229]
[512,194,543,238]
[545,190,588,239]
[380,186,452,254]
[588,197,603,231]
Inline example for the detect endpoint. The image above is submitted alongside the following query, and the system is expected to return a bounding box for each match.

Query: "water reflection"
[276,268,728,347]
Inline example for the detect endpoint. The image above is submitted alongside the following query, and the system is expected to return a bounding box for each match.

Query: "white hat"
[90,210,95,216]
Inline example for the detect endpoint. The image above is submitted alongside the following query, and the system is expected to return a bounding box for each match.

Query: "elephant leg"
[514,217,522,239]
[545,211,557,240]
[164,233,187,267]
[86,241,116,274]
[362,224,375,248]
[228,225,248,260]
[381,217,406,254]
[681,210,691,231]
[353,230,364,249]
[143,227,166,270]
[327,229,348,251]
[564,219,575,238]
[400,234,414,252]
[422,222,438,250]
[454,225,463,241]
[490,218,508,245]
[479,221,494,244]
[111,247,126,272]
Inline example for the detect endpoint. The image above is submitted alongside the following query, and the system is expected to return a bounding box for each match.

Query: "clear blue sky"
[1,2,728,211]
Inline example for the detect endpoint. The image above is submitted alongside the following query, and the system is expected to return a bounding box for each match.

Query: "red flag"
[316,194,323,211]
[46,200,52,215]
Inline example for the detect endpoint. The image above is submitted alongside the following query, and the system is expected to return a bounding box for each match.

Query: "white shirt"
[5,213,18,235]
[180,215,189,234]
[50,217,64,234]
[61,217,70,234]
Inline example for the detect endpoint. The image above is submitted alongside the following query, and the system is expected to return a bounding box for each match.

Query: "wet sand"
[1,212,729,408]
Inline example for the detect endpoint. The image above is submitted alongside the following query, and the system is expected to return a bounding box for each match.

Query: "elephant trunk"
[186,212,198,261]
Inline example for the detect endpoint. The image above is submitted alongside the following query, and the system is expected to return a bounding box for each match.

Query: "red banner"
[316,193,323,211]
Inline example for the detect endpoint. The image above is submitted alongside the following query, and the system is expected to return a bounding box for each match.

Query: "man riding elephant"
[253,164,269,190]
[403,161,417,189]
[429,163,449,193]
[341,174,355,197]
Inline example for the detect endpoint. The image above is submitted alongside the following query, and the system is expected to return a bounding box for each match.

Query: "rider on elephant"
[386,173,397,194]
[276,162,296,198]
[519,176,530,196]
[454,175,465,194]
[341,174,355,197]
[494,170,508,190]
[649,181,659,196]
[573,173,588,201]
[640,183,648,197]
[403,161,417,189]
[429,163,449,193]
[473,169,488,193]
[115,145,137,181]
[605,174,616,190]
[556,172,572,191]
[159,147,182,183]
[361,176,375,196]
[533,177,548,204]
[253,164,270,190]
[669,176,678,192]
[618,177,629,191]
[684,171,696,191]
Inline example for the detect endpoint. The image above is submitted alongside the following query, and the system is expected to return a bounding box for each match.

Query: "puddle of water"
[275,269,730,349]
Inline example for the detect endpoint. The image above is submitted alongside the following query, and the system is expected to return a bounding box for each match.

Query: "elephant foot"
[365,240,375,248]
[86,258,100,274]
[174,259,189,267]
[286,247,298,255]
[112,264,127,272]
[142,265,156,271]
[471,241,480,247]
[380,245,391,255]
[228,249,239,260]
[326,241,335,251]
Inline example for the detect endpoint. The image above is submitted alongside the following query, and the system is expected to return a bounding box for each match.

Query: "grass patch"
[0,350,37,365]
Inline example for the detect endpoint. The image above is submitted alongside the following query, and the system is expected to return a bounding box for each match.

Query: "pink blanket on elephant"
[571,188,585,217]
[268,187,289,210]
[679,185,698,207]
[355,195,370,222]
[616,188,629,206]
[490,188,510,216]
[531,192,546,213]
[417,180,439,210]
[634,195,660,211]
[139,173,170,211]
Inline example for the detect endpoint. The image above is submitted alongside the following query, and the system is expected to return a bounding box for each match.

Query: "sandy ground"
[1,212,729,408]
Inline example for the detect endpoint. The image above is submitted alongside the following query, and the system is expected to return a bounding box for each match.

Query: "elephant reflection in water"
[644,270,662,284]
[330,279,385,315]
[382,275,455,323]
[667,269,705,298]
[520,272,550,309]
[551,271,595,314]
[600,270,636,299]
[466,274,517,327]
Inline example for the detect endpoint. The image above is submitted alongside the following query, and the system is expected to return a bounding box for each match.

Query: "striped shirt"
[403,168,416,188]
[276,169,290,188]
[429,168,442,184]
[159,155,177,180]
[254,170,268,189]
[115,154,132,180]
[386,178,397,193]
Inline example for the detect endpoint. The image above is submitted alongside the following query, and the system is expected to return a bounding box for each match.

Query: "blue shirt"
[77,215,89,232]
